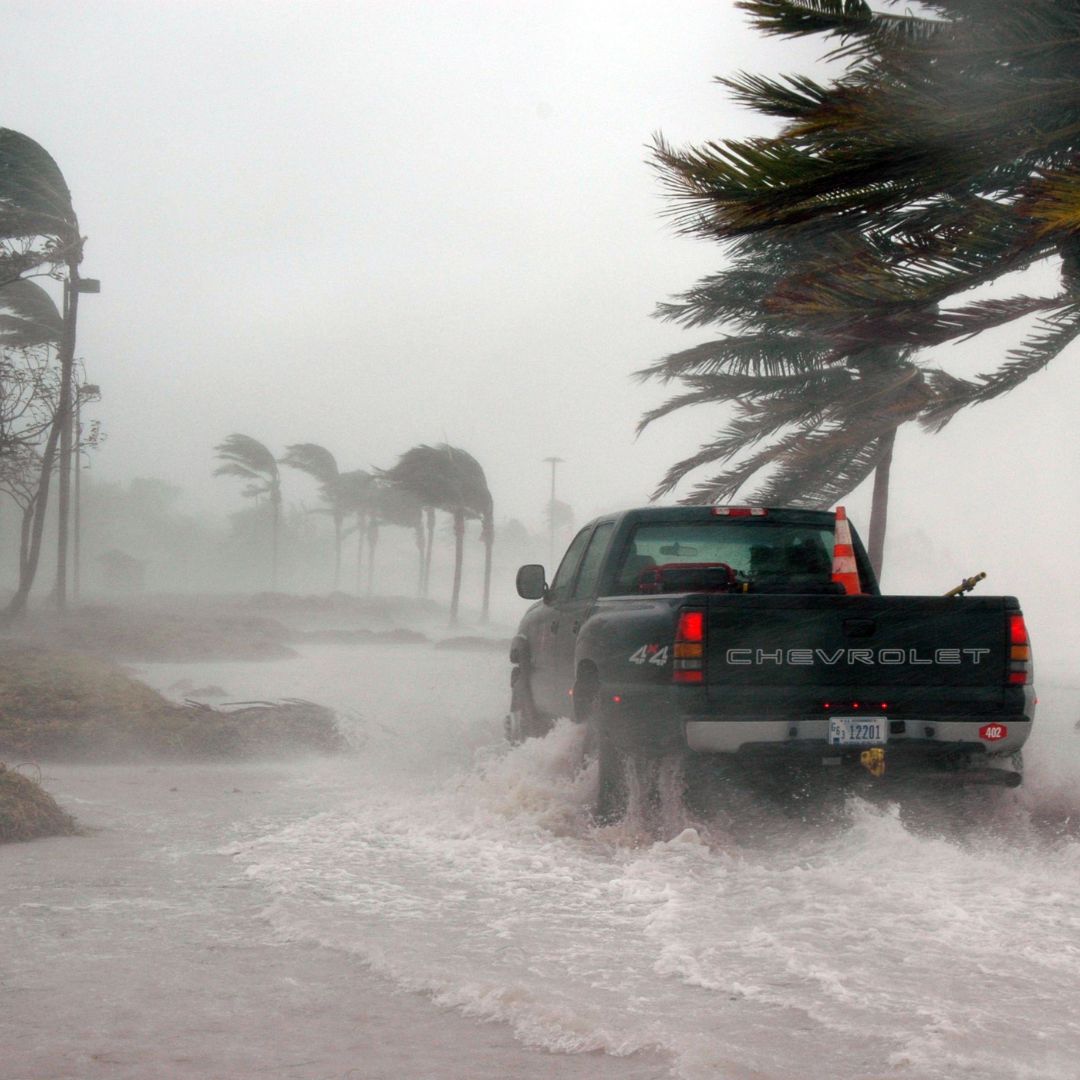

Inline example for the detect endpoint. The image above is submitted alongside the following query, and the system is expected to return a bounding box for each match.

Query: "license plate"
[828,716,888,746]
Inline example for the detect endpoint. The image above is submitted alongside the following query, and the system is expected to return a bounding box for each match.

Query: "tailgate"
[703,594,1011,715]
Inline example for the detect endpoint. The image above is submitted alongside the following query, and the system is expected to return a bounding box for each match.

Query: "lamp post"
[543,456,563,566]
[73,381,101,602]
[55,272,99,611]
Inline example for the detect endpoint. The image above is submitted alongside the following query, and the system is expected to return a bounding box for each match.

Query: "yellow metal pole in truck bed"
[944,572,987,598]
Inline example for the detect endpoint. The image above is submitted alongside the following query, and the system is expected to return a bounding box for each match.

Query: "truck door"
[553,521,615,706]
[530,526,593,715]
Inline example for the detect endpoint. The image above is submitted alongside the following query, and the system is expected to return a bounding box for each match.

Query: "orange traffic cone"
[832,505,862,595]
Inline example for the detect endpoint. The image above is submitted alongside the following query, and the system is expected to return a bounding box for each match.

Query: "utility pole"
[543,456,563,566]
[55,268,99,611]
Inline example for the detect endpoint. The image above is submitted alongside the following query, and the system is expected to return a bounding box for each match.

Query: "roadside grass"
[0,644,345,761]
[0,765,78,843]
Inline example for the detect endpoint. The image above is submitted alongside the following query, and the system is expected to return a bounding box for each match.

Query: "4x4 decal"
[629,644,669,667]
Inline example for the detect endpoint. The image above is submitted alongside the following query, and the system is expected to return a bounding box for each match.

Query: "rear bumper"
[594,683,1034,769]
[684,716,1032,757]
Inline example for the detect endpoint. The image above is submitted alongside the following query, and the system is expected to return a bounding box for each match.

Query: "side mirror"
[516,564,547,600]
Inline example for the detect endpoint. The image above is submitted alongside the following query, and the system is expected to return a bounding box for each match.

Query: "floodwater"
[3,642,1080,1080]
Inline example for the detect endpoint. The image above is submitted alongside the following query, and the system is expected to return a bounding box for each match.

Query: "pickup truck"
[508,506,1034,817]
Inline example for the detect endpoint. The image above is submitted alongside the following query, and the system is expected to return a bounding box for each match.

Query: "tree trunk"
[332,513,342,591]
[449,510,464,625]
[366,519,379,596]
[19,501,35,581]
[271,489,281,591]
[867,428,896,583]
[356,510,366,595]
[481,515,493,624]
[414,524,425,596]
[422,507,435,598]
[5,408,65,619]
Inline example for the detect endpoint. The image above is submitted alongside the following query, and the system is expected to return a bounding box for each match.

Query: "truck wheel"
[593,728,628,824]
[505,666,553,745]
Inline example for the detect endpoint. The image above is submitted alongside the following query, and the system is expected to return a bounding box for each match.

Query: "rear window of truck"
[611,521,837,594]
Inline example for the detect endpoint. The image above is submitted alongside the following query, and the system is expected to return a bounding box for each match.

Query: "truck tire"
[505,666,553,745]
[593,730,628,824]
[591,723,687,825]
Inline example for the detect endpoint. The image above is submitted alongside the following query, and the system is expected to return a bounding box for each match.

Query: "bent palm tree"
[213,434,283,588]
[280,443,354,590]
[0,131,82,618]
[335,467,379,593]
[652,1,1080,417]
[362,480,426,596]
[645,2,1080,576]
[380,444,494,624]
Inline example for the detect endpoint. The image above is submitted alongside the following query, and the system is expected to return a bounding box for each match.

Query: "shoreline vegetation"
[0,763,78,843]
[0,642,346,842]
[0,645,347,763]
[0,594,510,843]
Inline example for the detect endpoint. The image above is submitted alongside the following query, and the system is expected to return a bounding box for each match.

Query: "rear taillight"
[674,609,705,684]
[1008,613,1031,686]
[711,507,767,517]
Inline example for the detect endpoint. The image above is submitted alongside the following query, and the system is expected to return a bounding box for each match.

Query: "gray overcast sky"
[4,2,1078,658]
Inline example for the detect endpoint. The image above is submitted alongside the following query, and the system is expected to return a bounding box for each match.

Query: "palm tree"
[645,2,1080,574]
[213,434,283,589]
[280,443,356,590]
[335,467,377,594]
[652,1,1080,416]
[1,280,65,616]
[0,282,62,592]
[380,444,494,624]
[0,131,83,618]
[362,480,426,596]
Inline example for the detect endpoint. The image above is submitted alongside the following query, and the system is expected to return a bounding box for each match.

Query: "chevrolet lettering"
[724,648,993,666]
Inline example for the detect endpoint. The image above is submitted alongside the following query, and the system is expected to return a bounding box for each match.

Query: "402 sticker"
[629,644,669,667]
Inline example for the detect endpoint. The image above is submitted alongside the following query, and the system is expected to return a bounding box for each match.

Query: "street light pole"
[543,456,563,567]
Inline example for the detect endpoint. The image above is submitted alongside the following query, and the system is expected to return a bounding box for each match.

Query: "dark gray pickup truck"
[508,506,1034,814]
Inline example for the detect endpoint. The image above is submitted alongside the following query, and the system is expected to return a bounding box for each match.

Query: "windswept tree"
[646,0,1080,573]
[280,442,356,590]
[380,443,494,624]
[362,480,427,596]
[335,467,377,593]
[0,129,88,616]
[0,446,45,584]
[1,280,62,456]
[1,278,65,615]
[213,434,283,589]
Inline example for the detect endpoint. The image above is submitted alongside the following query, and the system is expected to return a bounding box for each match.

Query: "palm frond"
[922,302,1080,426]
[635,334,834,384]
[379,443,492,520]
[213,434,278,477]
[280,443,340,489]
[750,422,893,507]
[0,278,62,347]
[0,129,78,242]
[719,72,833,120]
[735,0,876,39]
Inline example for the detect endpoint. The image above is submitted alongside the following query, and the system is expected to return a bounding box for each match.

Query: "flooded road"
[3,643,1079,1079]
